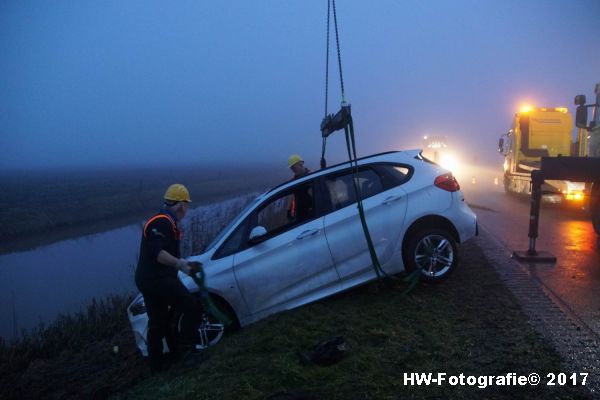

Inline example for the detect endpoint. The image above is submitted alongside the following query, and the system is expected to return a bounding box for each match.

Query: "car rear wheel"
[404,228,458,283]
[169,294,227,351]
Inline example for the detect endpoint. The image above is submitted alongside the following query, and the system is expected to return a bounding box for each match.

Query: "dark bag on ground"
[301,336,350,366]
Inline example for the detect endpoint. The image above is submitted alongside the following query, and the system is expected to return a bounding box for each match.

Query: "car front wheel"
[169,294,227,351]
[405,228,458,283]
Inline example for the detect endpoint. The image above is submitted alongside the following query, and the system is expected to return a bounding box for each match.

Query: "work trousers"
[140,277,203,370]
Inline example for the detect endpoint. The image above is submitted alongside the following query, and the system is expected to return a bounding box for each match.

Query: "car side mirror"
[248,226,268,245]
[498,137,504,153]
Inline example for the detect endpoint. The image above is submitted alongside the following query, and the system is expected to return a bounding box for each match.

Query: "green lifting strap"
[191,270,232,326]
[343,111,422,293]
[320,0,422,294]
[343,114,383,279]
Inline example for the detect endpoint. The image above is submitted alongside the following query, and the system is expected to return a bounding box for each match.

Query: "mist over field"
[0,163,287,252]
[1,3,599,396]
[1,1,599,173]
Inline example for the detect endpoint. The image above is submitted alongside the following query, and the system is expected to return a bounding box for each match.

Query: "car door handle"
[296,229,319,240]
[382,195,402,205]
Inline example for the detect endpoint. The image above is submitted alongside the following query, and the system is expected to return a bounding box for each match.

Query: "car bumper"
[454,192,478,242]
[127,293,149,357]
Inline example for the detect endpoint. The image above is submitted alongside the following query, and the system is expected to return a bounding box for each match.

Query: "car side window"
[257,181,315,237]
[213,214,254,259]
[325,168,385,211]
[213,181,316,258]
[374,164,412,189]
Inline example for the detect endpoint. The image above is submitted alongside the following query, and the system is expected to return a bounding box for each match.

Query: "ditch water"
[0,223,142,340]
[0,193,257,341]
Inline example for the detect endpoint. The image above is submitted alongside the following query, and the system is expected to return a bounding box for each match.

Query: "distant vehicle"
[128,150,478,355]
[422,135,460,174]
[498,106,586,203]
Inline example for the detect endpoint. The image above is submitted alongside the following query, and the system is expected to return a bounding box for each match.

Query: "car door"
[322,164,409,289]
[232,180,341,319]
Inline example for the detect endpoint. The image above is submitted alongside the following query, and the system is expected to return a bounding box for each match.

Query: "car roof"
[205,149,427,253]
[265,149,423,196]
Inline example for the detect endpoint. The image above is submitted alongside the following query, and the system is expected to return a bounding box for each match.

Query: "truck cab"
[499,107,585,202]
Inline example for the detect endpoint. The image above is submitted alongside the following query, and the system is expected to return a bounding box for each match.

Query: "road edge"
[472,226,600,394]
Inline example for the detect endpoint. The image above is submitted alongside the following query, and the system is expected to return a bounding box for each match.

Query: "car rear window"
[373,163,412,189]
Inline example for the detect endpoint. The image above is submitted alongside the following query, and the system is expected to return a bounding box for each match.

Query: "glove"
[187,261,203,274]
[175,259,203,276]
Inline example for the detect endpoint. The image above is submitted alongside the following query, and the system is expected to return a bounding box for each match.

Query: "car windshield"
[205,195,263,250]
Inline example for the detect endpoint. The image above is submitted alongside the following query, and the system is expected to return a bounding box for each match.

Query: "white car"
[128,150,477,355]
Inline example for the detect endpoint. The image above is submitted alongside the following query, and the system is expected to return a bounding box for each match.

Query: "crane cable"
[321,0,331,169]
[322,0,347,169]
[322,0,386,281]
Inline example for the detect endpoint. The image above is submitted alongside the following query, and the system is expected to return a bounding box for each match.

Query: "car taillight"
[434,173,460,192]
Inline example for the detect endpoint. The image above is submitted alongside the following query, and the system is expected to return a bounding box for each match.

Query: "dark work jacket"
[135,210,181,290]
[289,168,311,182]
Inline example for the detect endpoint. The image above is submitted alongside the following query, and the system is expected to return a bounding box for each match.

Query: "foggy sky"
[1,0,599,170]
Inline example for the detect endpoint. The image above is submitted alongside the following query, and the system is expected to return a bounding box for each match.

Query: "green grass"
[0,232,590,399]
[118,240,589,400]
[0,294,147,399]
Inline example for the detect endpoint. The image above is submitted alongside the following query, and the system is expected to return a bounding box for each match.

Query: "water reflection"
[0,224,141,340]
[549,218,598,282]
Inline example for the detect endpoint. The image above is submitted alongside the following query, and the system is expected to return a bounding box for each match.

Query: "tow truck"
[512,85,600,261]
[498,106,586,204]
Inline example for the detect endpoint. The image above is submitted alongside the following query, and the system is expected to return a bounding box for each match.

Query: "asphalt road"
[459,165,600,338]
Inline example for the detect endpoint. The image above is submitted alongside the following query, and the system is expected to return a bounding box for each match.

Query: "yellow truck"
[498,107,586,203]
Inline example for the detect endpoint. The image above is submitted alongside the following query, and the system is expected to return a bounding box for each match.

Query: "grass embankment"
[0,240,588,399]
[0,294,147,399]
[119,240,587,400]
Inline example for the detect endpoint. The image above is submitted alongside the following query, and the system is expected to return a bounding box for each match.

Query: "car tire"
[404,228,458,283]
[168,293,229,352]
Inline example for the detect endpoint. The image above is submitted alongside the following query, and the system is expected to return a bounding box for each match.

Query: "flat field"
[0,164,286,254]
